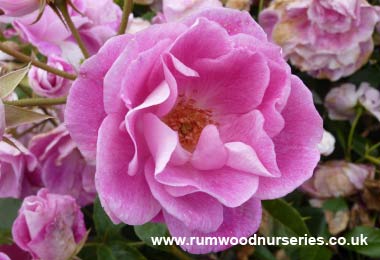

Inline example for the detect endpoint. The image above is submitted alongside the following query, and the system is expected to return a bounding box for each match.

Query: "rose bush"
[65,8,323,253]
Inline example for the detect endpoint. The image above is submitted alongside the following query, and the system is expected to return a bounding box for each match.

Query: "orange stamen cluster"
[163,97,215,152]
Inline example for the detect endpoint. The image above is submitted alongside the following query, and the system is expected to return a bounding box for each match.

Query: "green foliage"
[344,226,380,258]
[0,198,21,245]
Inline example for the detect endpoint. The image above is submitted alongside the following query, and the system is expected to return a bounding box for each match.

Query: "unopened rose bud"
[325,83,358,121]
[12,189,87,260]
[357,82,380,122]
[317,130,335,156]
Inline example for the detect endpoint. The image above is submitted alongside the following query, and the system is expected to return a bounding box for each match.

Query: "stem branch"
[346,106,363,161]
[58,2,90,58]
[4,97,67,107]
[0,43,77,80]
[118,0,133,35]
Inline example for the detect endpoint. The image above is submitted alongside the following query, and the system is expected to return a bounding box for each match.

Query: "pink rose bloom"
[13,0,121,65]
[29,125,96,206]
[65,8,323,253]
[0,253,9,260]
[12,189,87,260]
[259,0,379,81]
[0,137,40,199]
[0,0,39,17]
[302,161,375,199]
[28,55,75,98]
[154,0,222,23]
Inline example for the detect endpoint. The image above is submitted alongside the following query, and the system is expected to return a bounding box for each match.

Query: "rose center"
[163,97,216,151]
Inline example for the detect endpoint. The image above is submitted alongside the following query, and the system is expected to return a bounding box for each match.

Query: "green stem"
[169,245,193,260]
[258,0,265,13]
[118,0,133,35]
[0,42,77,80]
[58,2,90,58]
[4,97,67,107]
[346,106,363,161]
[365,155,380,165]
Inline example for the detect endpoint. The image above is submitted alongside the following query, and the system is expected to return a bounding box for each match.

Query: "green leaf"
[0,198,22,245]
[97,245,116,260]
[134,223,169,247]
[253,246,276,260]
[322,198,348,213]
[344,226,380,258]
[93,198,124,240]
[0,63,31,99]
[262,199,310,236]
[300,246,332,260]
[4,104,52,128]
[96,243,146,260]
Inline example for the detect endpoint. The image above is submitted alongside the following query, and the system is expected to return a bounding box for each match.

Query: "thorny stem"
[0,43,77,80]
[4,97,67,107]
[58,2,90,58]
[118,0,133,34]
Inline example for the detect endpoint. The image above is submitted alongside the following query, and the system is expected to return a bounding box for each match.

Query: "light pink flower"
[259,0,379,81]
[12,189,87,260]
[154,0,222,23]
[325,82,380,122]
[29,55,75,98]
[13,0,121,66]
[302,161,375,199]
[0,0,39,17]
[0,137,40,199]
[29,125,96,206]
[65,8,323,253]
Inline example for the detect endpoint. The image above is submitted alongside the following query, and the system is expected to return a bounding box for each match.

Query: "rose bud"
[357,82,380,122]
[317,130,335,156]
[302,161,375,199]
[12,189,87,260]
[28,56,75,98]
[325,83,359,121]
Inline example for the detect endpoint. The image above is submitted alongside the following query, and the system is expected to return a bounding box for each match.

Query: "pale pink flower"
[302,161,375,199]
[65,8,323,253]
[29,125,96,206]
[126,14,151,34]
[357,82,380,121]
[0,137,40,199]
[318,130,335,156]
[28,55,75,98]
[12,189,87,260]
[0,0,39,17]
[325,83,359,120]
[259,0,379,81]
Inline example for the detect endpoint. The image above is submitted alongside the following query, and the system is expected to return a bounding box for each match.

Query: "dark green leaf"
[0,198,21,245]
[253,246,276,260]
[262,199,310,236]
[322,198,348,213]
[93,198,124,240]
[134,223,169,247]
[97,245,116,260]
[110,242,147,260]
[344,226,380,257]
[300,246,332,260]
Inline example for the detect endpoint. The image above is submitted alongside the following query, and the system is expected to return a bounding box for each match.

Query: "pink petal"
[96,114,161,225]
[255,76,323,199]
[164,198,262,254]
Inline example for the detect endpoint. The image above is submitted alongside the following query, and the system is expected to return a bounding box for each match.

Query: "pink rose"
[0,137,40,199]
[126,14,151,34]
[154,0,222,23]
[259,0,379,81]
[0,0,39,17]
[12,189,86,260]
[302,161,375,199]
[13,0,121,65]
[29,125,96,206]
[0,244,31,260]
[28,55,75,98]
[65,8,323,253]
[357,82,380,121]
